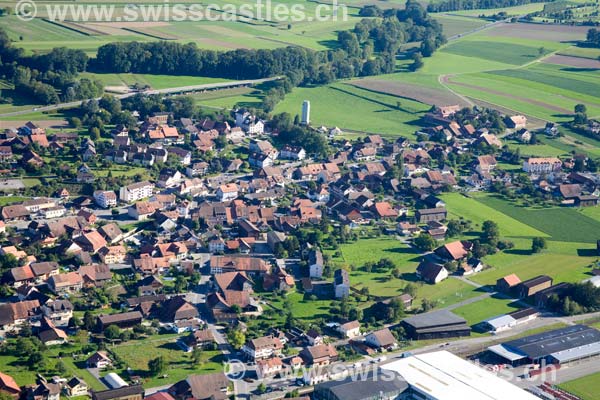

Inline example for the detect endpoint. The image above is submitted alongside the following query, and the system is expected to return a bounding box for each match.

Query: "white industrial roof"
[582,275,600,288]
[485,315,516,330]
[488,344,528,362]
[550,341,600,363]
[383,351,538,400]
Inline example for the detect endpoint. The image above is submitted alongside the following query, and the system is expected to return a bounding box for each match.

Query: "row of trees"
[427,0,546,13]
[91,1,444,88]
[0,30,103,105]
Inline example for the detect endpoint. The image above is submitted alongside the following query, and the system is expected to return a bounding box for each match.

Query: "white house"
[309,250,324,279]
[334,269,350,299]
[241,336,283,361]
[256,357,283,379]
[217,183,239,201]
[280,145,306,160]
[523,157,562,174]
[337,320,361,338]
[93,190,117,209]
[119,181,154,203]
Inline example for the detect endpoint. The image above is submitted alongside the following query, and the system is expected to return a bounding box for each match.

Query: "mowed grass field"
[329,237,480,307]
[453,296,521,326]
[559,371,600,400]
[274,83,430,136]
[440,193,599,287]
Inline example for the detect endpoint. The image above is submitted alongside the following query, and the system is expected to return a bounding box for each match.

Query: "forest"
[0,31,103,105]
[92,0,445,84]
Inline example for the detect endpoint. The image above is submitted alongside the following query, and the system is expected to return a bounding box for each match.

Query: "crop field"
[440,193,548,238]
[541,54,600,69]
[484,22,589,42]
[559,371,600,400]
[432,14,490,38]
[557,46,600,60]
[0,1,363,53]
[348,79,470,108]
[476,195,600,243]
[441,40,554,65]
[274,83,431,136]
[446,63,600,122]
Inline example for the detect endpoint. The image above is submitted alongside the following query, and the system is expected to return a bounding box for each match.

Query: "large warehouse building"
[382,351,539,400]
[400,310,471,340]
[488,324,600,365]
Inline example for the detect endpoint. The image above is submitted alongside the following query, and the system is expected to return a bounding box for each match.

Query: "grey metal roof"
[316,372,409,400]
[502,325,600,360]
[402,309,467,329]
[550,341,600,363]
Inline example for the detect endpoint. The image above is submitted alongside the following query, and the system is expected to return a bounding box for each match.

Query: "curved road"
[0,77,280,118]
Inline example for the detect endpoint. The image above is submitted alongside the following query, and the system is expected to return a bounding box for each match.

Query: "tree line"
[0,31,103,105]
[91,0,444,84]
[427,0,546,13]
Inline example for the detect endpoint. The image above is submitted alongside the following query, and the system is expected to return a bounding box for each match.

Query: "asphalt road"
[0,77,280,118]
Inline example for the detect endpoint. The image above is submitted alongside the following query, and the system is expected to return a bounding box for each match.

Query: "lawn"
[472,239,595,286]
[110,337,223,388]
[0,343,105,390]
[275,83,430,136]
[0,196,27,206]
[453,296,521,326]
[559,371,600,400]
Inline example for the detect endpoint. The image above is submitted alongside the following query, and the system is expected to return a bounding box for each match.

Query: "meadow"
[440,193,598,287]
[452,296,521,327]
[559,371,600,400]
[110,337,223,388]
[329,237,480,307]
[274,83,430,136]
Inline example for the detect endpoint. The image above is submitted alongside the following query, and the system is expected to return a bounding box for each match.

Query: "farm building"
[518,275,553,298]
[91,385,143,400]
[496,274,521,294]
[382,351,538,400]
[482,308,539,333]
[415,207,447,223]
[401,310,470,340]
[488,325,600,366]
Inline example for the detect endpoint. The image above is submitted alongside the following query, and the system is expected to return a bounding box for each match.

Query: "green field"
[559,371,600,400]
[441,40,553,65]
[275,83,430,136]
[328,236,480,306]
[439,193,598,287]
[111,337,223,388]
[80,73,231,90]
[476,195,600,243]
[453,297,521,326]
